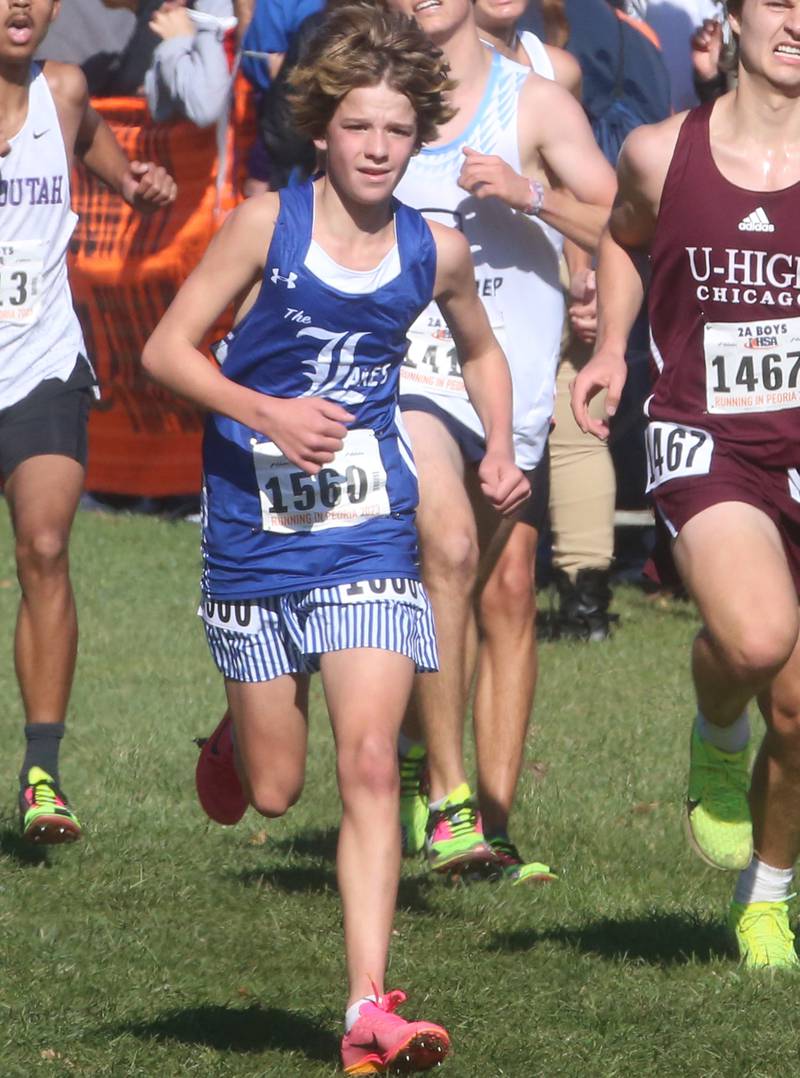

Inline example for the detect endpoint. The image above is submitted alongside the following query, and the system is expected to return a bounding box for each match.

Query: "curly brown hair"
[287,2,457,148]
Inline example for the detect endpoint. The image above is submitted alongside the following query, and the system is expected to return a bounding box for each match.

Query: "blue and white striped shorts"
[200,578,439,683]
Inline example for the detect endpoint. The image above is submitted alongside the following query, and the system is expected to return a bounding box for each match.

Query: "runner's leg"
[321,647,415,1003]
[401,410,478,802]
[7,455,84,730]
[674,502,798,725]
[225,675,309,817]
[752,634,800,870]
[472,514,538,837]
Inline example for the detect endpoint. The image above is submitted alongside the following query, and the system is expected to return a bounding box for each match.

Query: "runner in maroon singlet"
[572,0,800,970]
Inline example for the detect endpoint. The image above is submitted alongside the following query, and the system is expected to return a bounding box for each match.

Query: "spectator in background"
[240,0,323,93]
[638,0,723,110]
[145,0,236,127]
[34,0,137,94]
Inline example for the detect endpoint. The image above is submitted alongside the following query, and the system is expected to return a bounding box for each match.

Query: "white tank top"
[518,31,555,80]
[395,49,564,469]
[0,65,85,410]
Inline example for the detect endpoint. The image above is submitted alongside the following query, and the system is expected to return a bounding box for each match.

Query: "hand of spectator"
[477,450,530,516]
[691,18,724,84]
[458,147,532,212]
[150,2,196,40]
[253,396,355,475]
[570,347,628,440]
[123,161,178,212]
[568,268,598,344]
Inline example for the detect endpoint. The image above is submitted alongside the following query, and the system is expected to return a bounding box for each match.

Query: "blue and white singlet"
[201,181,437,599]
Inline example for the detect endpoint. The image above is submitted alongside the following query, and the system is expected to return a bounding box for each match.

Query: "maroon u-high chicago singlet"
[648,101,800,469]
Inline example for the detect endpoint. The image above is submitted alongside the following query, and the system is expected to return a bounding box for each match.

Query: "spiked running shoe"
[399,744,428,857]
[729,899,800,970]
[425,782,496,876]
[685,728,752,870]
[195,711,247,825]
[487,835,558,885]
[20,767,81,844]
[341,990,450,1075]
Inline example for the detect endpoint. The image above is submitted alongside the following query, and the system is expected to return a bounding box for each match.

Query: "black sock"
[19,723,65,788]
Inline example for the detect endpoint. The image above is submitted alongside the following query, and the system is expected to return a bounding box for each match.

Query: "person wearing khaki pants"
[545,261,616,640]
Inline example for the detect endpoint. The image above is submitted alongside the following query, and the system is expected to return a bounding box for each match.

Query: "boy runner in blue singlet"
[143,5,528,1072]
[0,0,176,844]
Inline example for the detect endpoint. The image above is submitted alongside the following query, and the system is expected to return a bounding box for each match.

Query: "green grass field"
[0,509,797,1077]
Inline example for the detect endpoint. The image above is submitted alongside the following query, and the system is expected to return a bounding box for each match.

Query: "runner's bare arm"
[522,77,616,250]
[543,45,582,100]
[456,76,615,251]
[44,61,177,210]
[143,195,353,473]
[430,223,529,515]
[571,120,679,438]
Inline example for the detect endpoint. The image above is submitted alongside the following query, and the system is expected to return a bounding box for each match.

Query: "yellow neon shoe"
[685,729,752,870]
[20,767,82,844]
[729,900,800,970]
[399,744,428,857]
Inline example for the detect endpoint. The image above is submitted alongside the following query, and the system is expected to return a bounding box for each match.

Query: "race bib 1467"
[704,317,800,414]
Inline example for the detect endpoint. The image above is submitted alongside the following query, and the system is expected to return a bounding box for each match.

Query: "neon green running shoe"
[399,744,428,857]
[487,835,559,886]
[20,767,82,845]
[685,728,752,870]
[425,782,496,876]
[729,899,800,970]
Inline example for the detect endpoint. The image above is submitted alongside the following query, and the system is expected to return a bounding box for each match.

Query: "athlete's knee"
[718,625,797,685]
[480,554,536,623]
[15,527,70,583]
[338,731,399,802]
[422,525,478,591]
[247,774,304,818]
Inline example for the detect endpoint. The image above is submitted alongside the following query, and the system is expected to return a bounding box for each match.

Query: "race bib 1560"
[645,421,713,491]
[253,428,390,533]
[704,317,800,414]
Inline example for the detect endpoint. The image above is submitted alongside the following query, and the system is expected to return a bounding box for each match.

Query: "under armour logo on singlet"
[270,268,298,288]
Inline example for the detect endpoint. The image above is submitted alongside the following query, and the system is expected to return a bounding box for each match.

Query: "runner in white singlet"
[389,0,615,881]
[0,0,175,845]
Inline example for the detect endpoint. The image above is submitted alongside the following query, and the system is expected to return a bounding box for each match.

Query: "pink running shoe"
[195,712,248,825]
[341,991,450,1075]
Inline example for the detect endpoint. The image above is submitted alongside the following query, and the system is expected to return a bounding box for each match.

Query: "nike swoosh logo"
[33,129,48,139]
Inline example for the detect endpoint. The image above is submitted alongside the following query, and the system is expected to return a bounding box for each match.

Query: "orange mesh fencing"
[70,79,254,495]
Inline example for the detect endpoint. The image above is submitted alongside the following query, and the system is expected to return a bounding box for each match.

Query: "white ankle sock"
[695,710,750,754]
[734,856,794,905]
[345,994,378,1033]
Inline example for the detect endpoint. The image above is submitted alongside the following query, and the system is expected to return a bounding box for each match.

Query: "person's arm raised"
[571,118,679,439]
[430,223,529,516]
[142,195,353,473]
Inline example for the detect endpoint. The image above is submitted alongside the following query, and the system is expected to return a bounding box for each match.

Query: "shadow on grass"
[118,1003,337,1062]
[232,862,436,913]
[490,911,731,967]
[270,827,339,859]
[0,825,50,867]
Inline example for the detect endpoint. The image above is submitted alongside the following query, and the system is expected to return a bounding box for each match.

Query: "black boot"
[551,568,617,641]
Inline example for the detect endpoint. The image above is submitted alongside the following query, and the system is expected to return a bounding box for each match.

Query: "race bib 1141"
[704,317,800,414]
[253,428,390,534]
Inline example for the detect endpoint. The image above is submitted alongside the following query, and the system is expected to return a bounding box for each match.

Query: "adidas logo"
[737,207,775,233]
